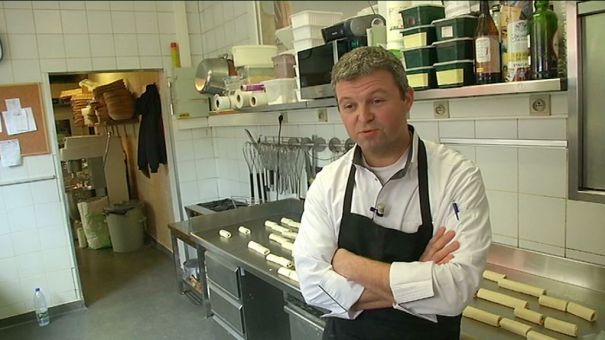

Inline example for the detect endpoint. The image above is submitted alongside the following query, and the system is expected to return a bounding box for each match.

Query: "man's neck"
[363,133,411,168]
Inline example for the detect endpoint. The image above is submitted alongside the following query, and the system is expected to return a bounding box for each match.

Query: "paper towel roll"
[235,89,254,109]
[214,95,232,111]
[250,92,268,107]
[212,94,220,111]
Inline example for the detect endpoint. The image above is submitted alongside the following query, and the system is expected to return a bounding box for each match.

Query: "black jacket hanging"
[136,83,167,177]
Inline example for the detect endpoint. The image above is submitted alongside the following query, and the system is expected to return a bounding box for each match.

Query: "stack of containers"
[431,15,478,88]
[400,4,445,90]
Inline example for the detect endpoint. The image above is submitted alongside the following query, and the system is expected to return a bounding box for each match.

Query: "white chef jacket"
[293,128,491,321]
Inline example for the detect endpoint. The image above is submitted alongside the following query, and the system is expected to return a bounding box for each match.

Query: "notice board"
[0,83,50,156]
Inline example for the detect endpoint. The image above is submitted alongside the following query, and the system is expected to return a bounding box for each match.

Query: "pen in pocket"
[452,202,460,221]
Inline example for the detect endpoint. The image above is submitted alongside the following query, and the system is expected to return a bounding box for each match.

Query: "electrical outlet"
[317,108,328,122]
[433,101,450,119]
[530,94,551,116]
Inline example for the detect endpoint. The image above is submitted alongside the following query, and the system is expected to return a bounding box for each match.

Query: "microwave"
[297,38,366,100]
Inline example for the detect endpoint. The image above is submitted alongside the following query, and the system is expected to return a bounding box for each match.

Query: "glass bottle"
[475,0,501,84]
[529,0,558,79]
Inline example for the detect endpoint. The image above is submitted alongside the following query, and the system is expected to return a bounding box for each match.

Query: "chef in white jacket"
[293,46,491,340]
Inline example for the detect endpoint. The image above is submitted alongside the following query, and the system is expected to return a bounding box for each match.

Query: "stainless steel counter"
[175,199,605,339]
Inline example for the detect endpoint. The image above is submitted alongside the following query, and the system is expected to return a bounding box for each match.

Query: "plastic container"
[272,54,296,78]
[33,288,50,327]
[406,66,437,90]
[403,45,436,69]
[433,37,474,63]
[432,15,478,41]
[290,10,343,28]
[292,24,324,41]
[434,59,475,88]
[261,78,298,105]
[401,24,437,49]
[292,38,325,52]
[399,4,445,29]
[231,45,278,67]
[237,66,275,84]
[104,200,146,253]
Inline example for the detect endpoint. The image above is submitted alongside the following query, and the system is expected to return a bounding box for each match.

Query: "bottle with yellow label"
[475,0,501,84]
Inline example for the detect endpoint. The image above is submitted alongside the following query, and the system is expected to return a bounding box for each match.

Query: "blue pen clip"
[452,202,460,221]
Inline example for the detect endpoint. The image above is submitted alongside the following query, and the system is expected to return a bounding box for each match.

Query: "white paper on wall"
[5,98,21,111]
[1,108,36,135]
[0,139,22,167]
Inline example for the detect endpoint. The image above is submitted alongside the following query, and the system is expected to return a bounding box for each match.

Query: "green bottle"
[529,0,558,79]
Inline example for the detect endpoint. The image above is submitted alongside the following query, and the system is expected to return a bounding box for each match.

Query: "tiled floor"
[0,243,215,340]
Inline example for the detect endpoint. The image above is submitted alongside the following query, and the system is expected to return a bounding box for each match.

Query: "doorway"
[47,70,176,305]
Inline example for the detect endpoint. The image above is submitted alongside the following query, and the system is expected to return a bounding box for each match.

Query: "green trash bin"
[104,200,146,253]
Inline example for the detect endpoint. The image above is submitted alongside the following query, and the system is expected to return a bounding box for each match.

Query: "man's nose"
[358,103,374,122]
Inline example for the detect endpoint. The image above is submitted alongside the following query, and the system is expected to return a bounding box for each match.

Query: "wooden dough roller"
[567,302,597,322]
[238,226,251,235]
[544,316,578,337]
[499,318,533,337]
[462,306,501,327]
[269,233,289,244]
[538,295,568,311]
[513,307,544,325]
[281,241,294,251]
[266,254,293,268]
[281,230,298,240]
[483,270,506,282]
[497,278,545,297]
[278,267,299,282]
[526,330,558,340]
[476,288,529,309]
[248,241,270,255]
[219,229,231,238]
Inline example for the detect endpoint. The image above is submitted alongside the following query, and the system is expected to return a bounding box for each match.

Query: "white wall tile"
[156,1,173,12]
[566,249,605,267]
[519,194,565,247]
[449,95,529,118]
[410,121,438,143]
[59,1,84,10]
[139,56,162,69]
[199,179,218,200]
[109,1,134,11]
[475,146,517,192]
[48,289,78,308]
[0,164,30,183]
[2,184,33,209]
[177,161,196,182]
[157,12,175,34]
[550,93,568,115]
[8,34,38,59]
[33,9,62,34]
[25,155,55,178]
[192,139,214,158]
[38,226,68,250]
[11,230,41,255]
[66,57,92,72]
[39,59,66,72]
[518,118,566,140]
[133,1,156,11]
[195,159,217,179]
[5,9,36,34]
[189,34,203,55]
[64,34,91,58]
[19,273,47,310]
[0,57,14,84]
[518,148,566,198]
[135,11,158,34]
[0,234,15,259]
[172,127,192,141]
[492,234,517,247]
[30,180,60,204]
[60,10,87,34]
[486,190,517,238]
[15,252,44,277]
[438,120,475,138]
[187,12,201,34]
[116,56,139,69]
[0,9,6,33]
[37,34,66,59]
[92,57,116,70]
[566,200,605,256]
[89,34,114,57]
[8,206,37,232]
[174,139,195,161]
[32,1,58,10]
[159,34,176,57]
[179,180,199,205]
[114,34,138,56]
[12,59,42,82]
[41,247,72,271]
[85,1,110,11]
[0,258,18,282]
[111,11,136,33]
[45,269,74,295]
[519,239,564,257]
[185,1,199,12]
[86,10,112,34]
[34,202,64,228]
[0,212,9,235]
[447,145,475,162]
[137,34,161,56]
[0,279,23,307]
[475,119,517,139]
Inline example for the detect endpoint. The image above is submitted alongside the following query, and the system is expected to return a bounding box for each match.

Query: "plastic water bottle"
[33,288,50,326]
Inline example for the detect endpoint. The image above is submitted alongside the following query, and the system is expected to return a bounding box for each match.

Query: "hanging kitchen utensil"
[194,54,237,95]
[243,143,256,202]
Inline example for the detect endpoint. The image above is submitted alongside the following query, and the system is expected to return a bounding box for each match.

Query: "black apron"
[322,140,461,340]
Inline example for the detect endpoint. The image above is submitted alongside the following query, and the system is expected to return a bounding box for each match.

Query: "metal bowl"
[195,56,236,95]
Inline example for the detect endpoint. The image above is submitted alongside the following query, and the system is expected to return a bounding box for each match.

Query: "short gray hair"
[331,46,409,99]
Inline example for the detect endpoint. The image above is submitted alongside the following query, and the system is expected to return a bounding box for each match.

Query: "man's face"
[335,70,414,163]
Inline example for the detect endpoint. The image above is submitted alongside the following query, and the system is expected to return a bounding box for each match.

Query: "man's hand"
[420,226,460,265]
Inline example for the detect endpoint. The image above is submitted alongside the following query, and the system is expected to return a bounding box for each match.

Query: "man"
[293,46,491,340]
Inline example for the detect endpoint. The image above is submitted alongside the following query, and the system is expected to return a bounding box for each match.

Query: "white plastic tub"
[292,24,324,41]
[293,38,324,52]
[290,10,342,28]
[231,45,278,67]
[261,78,298,105]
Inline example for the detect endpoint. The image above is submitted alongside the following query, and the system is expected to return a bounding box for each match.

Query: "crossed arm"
[332,227,460,311]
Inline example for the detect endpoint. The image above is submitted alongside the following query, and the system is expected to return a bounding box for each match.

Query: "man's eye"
[372,98,384,105]
[342,104,354,110]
